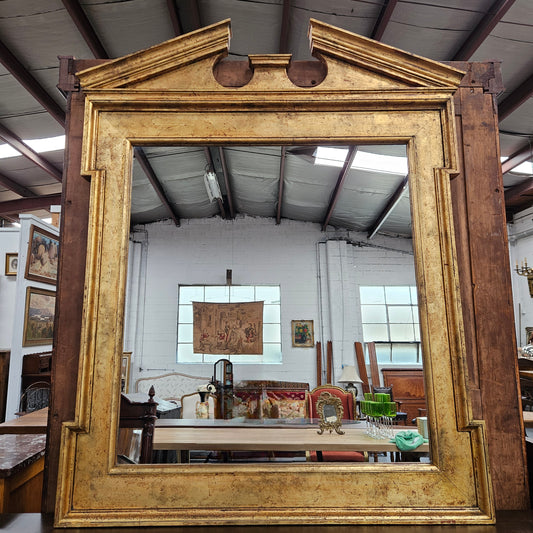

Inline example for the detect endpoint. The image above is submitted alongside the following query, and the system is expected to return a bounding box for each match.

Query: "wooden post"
[42,58,101,513]
[354,342,370,394]
[316,341,322,387]
[366,342,380,388]
[326,341,333,384]
[448,61,529,509]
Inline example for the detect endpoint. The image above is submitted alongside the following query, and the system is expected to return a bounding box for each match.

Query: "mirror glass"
[117,143,430,465]
[323,403,338,422]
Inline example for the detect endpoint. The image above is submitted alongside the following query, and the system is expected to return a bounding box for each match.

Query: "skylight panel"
[0,135,65,160]
[314,146,408,175]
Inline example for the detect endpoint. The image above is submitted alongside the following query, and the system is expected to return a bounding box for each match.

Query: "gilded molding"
[54,18,494,528]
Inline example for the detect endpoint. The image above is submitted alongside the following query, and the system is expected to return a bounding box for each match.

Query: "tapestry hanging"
[193,301,263,355]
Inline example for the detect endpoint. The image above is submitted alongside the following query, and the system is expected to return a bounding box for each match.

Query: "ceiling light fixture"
[204,169,222,202]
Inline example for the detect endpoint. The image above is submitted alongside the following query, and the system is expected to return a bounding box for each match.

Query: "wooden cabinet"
[21,352,51,390]
[0,350,9,422]
[381,368,426,424]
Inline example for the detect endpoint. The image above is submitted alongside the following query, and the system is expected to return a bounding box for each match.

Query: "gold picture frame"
[5,252,18,276]
[22,286,56,347]
[55,19,494,527]
[24,224,59,285]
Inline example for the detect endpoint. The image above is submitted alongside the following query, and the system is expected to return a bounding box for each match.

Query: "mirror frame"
[55,19,494,527]
[316,392,344,435]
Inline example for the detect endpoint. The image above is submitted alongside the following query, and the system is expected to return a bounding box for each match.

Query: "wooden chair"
[305,384,367,462]
[16,381,51,416]
[118,386,158,463]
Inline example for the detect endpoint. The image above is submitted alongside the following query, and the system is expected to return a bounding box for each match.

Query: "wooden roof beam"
[371,0,398,41]
[0,172,37,198]
[498,71,533,121]
[0,193,62,216]
[166,0,183,36]
[279,0,291,53]
[452,0,516,61]
[61,0,109,59]
[502,144,533,174]
[321,146,357,231]
[0,124,62,182]
[505,178,533,210]
[0,39,66,128]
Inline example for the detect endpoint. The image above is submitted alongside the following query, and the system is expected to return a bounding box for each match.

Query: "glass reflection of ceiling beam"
[133,147,180,226]
[367,176,409,239]
[218,147,235,219]
[204,147,227,219]
[321,146,358,231]
[276,146,287,224]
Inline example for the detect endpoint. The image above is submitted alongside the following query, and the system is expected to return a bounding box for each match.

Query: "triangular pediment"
[308,19,464,89]
[77,18,464,92]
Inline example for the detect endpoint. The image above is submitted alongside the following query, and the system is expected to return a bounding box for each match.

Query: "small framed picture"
[526,327,533,346]
[23,287,56,347]
[121,352,132,393]
[25,224,59,285]
[291,320,314,347]
[5,253,18,276]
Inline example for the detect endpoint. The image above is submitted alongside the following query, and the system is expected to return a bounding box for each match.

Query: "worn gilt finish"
[55,20,494,527]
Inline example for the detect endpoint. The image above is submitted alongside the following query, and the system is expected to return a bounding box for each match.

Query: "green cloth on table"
[390,430,428,451]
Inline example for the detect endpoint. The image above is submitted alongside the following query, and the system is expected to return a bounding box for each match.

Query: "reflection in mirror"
[317,391,344,435]
[117,144,429,465]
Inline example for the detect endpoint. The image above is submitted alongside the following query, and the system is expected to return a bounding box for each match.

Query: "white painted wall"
[508,206,533,346]
[0,227,20,349]
[4,215,58,421]
[126,216,416,392]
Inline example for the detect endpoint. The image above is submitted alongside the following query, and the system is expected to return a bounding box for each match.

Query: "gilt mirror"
[55,19,494,526]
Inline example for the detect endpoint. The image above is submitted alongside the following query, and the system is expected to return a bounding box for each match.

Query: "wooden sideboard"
[381,367,426,424]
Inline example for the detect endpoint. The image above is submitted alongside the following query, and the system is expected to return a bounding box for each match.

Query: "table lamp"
[338,365,363,397]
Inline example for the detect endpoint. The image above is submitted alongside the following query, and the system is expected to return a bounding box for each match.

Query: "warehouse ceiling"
[0,0,532,237]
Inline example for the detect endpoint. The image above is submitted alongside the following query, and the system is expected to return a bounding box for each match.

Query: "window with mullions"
[177,285,281,364]
[360,286,421,364]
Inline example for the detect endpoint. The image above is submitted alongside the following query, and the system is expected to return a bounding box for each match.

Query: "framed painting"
[291,320,314,347]
[22,287,56,347]
[526,327,533,346]
[25,225,59,285]
[121,352,131,393]
[5,253,18,276]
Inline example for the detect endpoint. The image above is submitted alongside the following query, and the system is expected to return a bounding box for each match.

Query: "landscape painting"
[25,224,59,285]
[23,287,56,346]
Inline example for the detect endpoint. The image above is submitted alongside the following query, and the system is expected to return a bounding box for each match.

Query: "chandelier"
[515,259,533,297]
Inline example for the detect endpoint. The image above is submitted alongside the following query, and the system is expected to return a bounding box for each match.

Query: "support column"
[449,60,529,510]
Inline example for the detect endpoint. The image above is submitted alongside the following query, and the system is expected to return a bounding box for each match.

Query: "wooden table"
[0,408,48,434]
[153,424,429,453]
